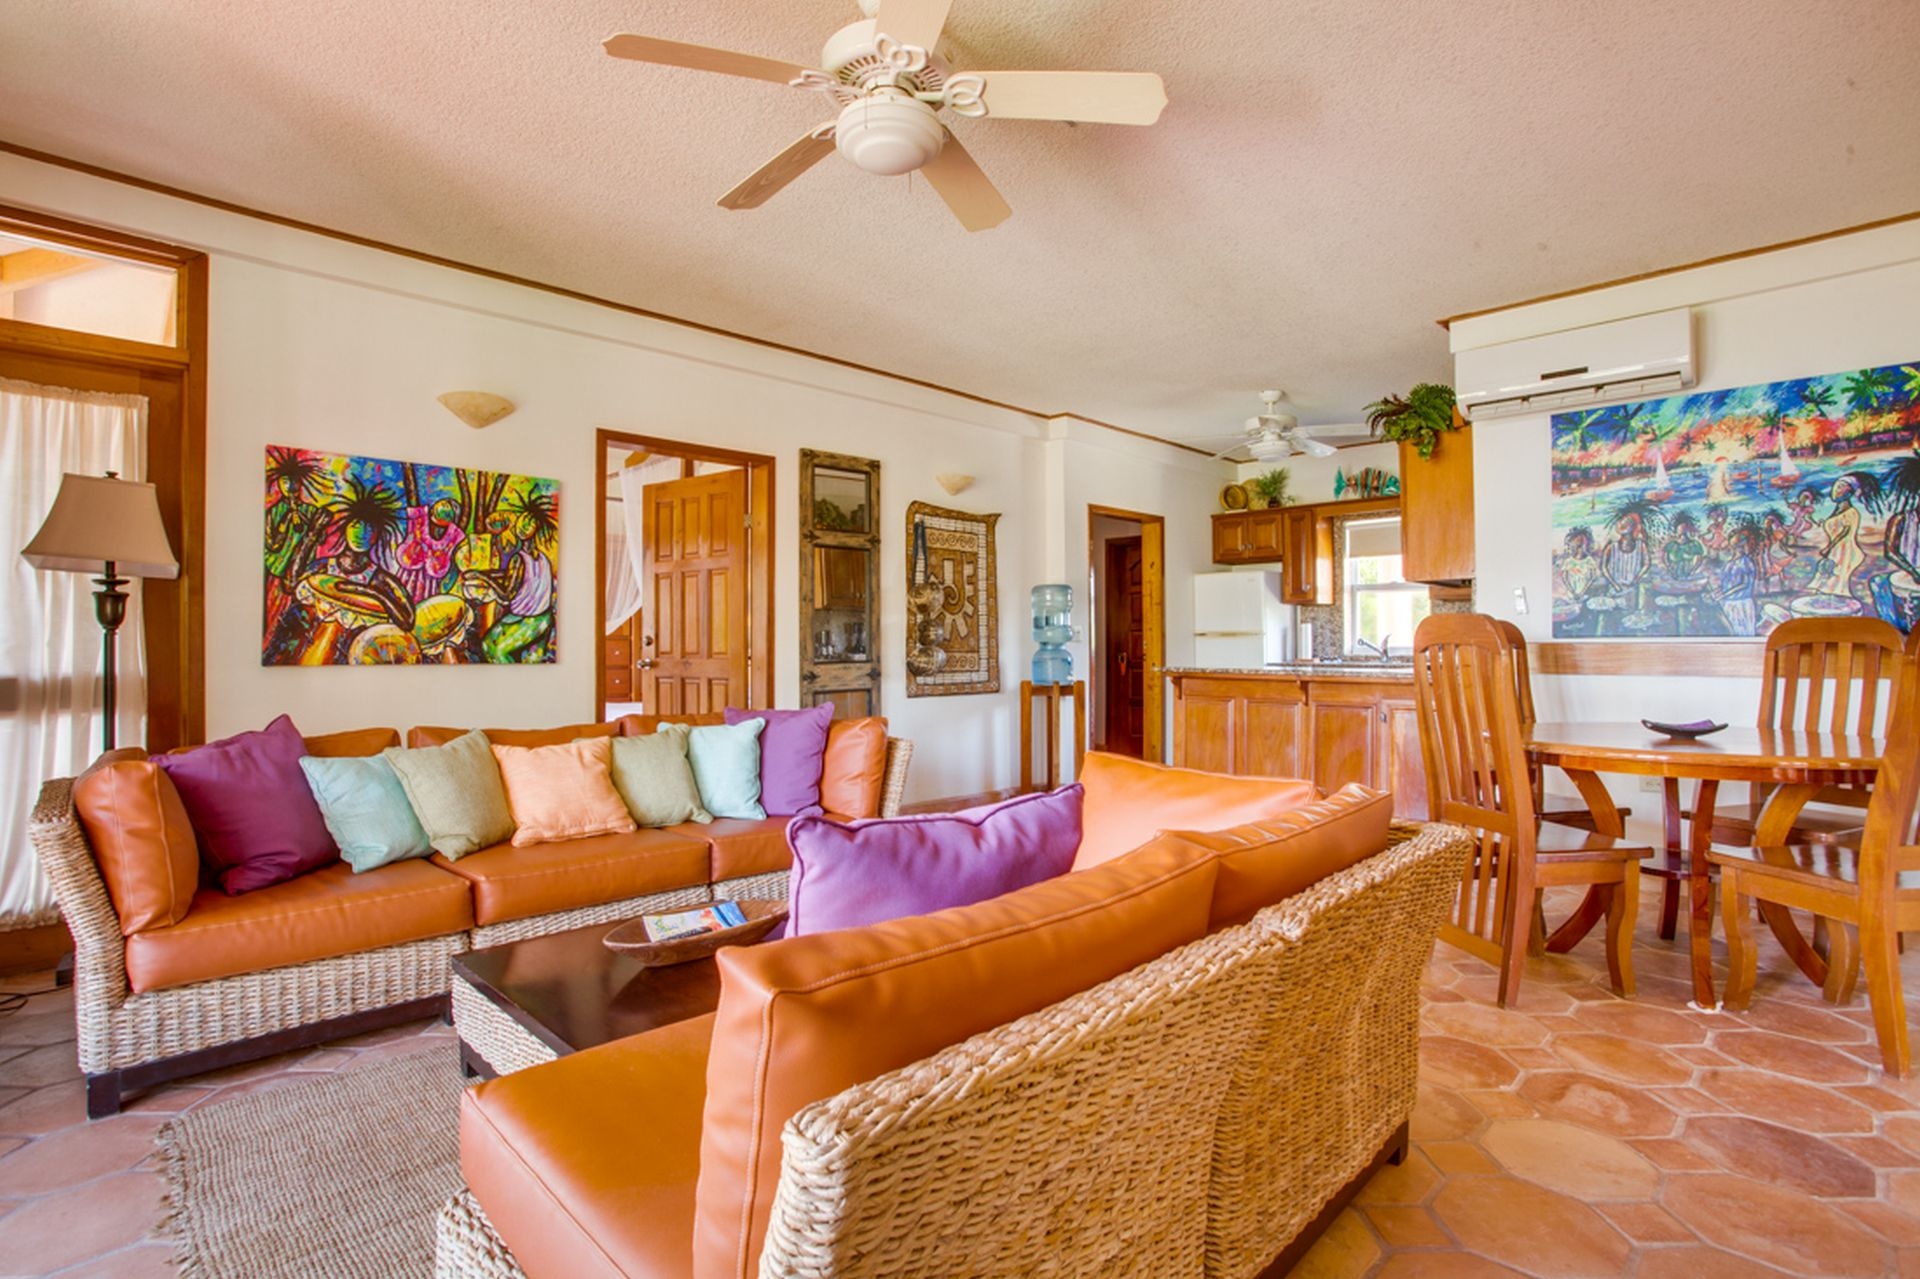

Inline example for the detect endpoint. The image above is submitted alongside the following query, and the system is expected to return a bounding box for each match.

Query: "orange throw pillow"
[1072,751,1316,870]
[819,717,889,818]
[491,738,636,847]
[1157,783,1395,928]
[72,749,200,935]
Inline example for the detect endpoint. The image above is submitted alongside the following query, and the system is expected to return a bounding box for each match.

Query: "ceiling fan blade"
[717,131,837,210]
[1297,437,1339,458]
[874,0,954,52]
[1207,443,1252,461]
[603,34,812,86]
[920,131,1012,232]
[973,71,1168,125]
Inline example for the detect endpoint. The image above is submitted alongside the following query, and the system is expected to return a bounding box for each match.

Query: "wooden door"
[1379,694,1429,819]
[641,469,749,714]
[1310,684,1377,793]
[1103,537,1146,757]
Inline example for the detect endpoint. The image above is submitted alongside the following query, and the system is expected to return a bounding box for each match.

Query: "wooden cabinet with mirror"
[799,450,881,717]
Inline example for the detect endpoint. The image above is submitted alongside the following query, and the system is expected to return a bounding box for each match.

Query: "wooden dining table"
[1524,722,1884,1009]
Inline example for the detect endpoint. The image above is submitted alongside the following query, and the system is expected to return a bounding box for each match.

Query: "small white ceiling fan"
[1202,391,1350,462]
[601,0,1168,231]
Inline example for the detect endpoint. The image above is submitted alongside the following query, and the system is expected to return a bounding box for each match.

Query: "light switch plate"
[1513,587,1529,615]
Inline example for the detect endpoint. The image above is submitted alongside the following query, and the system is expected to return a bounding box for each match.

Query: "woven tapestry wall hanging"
[263,445,559,665]
[905,500,1000,697]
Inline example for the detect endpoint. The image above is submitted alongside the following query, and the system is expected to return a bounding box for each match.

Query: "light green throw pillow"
[602,726,711,827]
[299,754,433,873]
[382,730,514,859]
[685,719,766,820]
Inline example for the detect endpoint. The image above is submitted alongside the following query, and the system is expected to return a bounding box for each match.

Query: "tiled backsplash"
[1300,511,1471,658]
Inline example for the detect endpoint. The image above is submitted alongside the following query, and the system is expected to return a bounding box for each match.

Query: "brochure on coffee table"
[641,900,748,942]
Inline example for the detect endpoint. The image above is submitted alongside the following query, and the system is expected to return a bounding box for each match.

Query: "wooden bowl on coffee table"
[602,899,788,967]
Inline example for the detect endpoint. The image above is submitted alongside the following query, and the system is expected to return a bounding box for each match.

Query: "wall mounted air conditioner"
[1454,308,1695,421]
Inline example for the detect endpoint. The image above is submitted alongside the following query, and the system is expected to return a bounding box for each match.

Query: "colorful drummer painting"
[1550,360,1920,639]
[262,446,559,665]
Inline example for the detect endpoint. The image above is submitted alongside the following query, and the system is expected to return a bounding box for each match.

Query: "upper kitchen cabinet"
[1398,416,1475,585]
[1211,509,1286,564]
[1279,507,1331,605]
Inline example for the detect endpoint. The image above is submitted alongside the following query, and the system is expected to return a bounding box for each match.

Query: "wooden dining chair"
[1497,619,1636,832]
[1412,614,1646,1007]
[1714,629,1920,1075]
[1709,617,1907,848]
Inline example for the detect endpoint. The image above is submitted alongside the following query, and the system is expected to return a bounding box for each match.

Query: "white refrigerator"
[1193,571,1294,667]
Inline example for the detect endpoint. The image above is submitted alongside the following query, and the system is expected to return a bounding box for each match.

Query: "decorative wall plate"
[1220,482,1249,511]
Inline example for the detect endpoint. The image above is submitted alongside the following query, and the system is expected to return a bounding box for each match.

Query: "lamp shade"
[22,473,179,578]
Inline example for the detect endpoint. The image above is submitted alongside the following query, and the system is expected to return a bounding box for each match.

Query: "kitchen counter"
[1166,667,1427,818]
[1160,663,1414,683]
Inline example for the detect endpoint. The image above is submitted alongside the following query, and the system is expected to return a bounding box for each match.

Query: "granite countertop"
[1161,663,1414,683]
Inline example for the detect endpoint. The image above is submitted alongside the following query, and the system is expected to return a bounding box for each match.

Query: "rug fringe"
[155,1116,211,1279]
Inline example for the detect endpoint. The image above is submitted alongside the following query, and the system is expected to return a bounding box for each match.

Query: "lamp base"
[92,561,129,755]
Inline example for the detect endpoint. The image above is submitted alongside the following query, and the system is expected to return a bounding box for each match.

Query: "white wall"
[1455,219,1920,816]
[1237,441,1399,504]
[0,151,1220,801]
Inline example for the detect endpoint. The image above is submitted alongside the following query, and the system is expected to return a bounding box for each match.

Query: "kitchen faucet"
[1355,634,1391,660]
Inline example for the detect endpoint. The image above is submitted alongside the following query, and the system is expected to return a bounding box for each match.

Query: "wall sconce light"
[936,473,974,497]
[437,391,516,430]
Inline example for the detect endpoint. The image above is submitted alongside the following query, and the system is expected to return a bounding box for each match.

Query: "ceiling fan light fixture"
[835,94,945,175]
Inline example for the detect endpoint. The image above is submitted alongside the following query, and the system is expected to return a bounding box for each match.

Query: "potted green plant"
[1247,467,1294,511]
[1365,384,1459,459]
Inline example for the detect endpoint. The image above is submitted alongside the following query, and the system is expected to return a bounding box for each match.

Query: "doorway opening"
[596,430,774,719]
[1087,505,1166,762]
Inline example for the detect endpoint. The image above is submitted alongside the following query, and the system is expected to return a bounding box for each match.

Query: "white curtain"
[604,462,652,633]
[0,378,149,927]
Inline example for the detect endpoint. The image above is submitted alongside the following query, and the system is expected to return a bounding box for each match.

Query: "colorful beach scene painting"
[1549,360,1920,639]
[262,446,559,665]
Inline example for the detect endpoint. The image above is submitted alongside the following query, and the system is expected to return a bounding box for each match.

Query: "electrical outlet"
[1638,777,1664,793]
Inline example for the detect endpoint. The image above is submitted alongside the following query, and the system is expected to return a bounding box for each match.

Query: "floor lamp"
[22,472,179,755]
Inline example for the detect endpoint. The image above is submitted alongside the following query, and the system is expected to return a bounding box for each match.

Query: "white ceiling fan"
[1202,391,1347,462]
[602,0,1168,231]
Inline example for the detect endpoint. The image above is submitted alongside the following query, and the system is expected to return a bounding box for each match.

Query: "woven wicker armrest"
[28,778,133,1034]
[878,737,913,818]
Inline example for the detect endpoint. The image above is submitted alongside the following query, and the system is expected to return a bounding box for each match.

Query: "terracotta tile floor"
[5,899,1920,1277]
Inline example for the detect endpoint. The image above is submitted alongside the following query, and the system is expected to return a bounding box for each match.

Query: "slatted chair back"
[1859,630,1920,882]
[1411,614,1538,972]
[1495,619,1539,726]
[1759,617,1907,737]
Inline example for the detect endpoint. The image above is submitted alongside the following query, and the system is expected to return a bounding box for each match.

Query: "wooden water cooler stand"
[1019,679,1086,791]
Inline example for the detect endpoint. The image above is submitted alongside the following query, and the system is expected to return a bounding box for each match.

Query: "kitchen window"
[1344,517,1429,657]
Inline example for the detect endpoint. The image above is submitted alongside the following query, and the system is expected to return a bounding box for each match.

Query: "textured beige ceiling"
[2,0,1916,445]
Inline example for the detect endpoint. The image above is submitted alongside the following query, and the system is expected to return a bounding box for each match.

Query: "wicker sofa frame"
[434,821,1473,1279]
[28,737,911,1118]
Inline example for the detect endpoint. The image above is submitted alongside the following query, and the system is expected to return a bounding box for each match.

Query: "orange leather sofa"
[33,715,906,1117]
[445,764,1450,1279]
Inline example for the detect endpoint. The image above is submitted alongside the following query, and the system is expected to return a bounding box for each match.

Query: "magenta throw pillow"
[154,713,338,894]
[724,704,834,817]
[783,784,1085,936]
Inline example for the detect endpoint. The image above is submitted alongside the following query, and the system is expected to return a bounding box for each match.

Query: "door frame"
[1102,534,1145,757]
[595,429,774,716]
[1086,504,1166,763]
[0,203,207,751]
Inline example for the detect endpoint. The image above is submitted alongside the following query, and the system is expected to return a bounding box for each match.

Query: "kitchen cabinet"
[1170,675,1307,778]
[1280,508,1331,605]
[1170,670,1428,819]
[1399,417,1475,585]
[1210,509,1286,565]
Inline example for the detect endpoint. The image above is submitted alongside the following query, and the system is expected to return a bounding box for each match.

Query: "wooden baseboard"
[0,921,72,978]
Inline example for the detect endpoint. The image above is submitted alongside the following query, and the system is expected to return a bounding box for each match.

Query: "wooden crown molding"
[0,140,1215,459]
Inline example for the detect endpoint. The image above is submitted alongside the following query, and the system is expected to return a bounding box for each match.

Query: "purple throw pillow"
[724,704,834,817]
[154,714,338,894]
[784,784,1085,936]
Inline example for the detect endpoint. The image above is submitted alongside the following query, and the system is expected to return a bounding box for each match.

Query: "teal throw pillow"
[685,718,766,820]
[298,754,433,873]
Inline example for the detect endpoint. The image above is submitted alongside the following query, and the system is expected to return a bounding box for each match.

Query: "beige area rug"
[158,1047,464,1279]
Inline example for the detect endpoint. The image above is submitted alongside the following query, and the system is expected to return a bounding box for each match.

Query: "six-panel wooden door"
[641,469,749,714]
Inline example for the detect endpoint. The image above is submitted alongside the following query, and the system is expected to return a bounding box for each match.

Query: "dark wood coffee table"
[450,919,723,1078]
